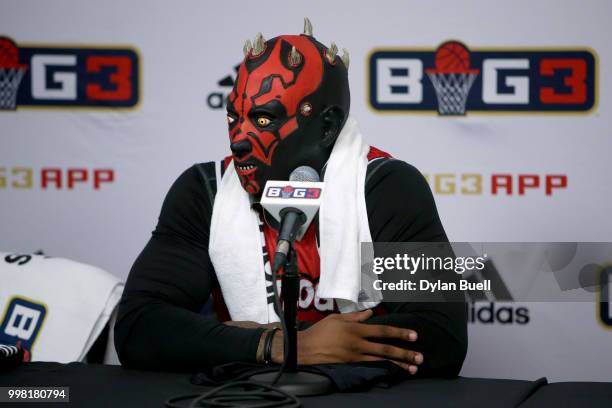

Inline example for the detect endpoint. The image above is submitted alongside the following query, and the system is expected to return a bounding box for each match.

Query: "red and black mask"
[226,25,350,196]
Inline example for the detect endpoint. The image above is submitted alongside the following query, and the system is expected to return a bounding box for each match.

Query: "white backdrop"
[1,0,611,381]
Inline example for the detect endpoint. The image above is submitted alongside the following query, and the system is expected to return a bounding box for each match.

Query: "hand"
[290,309,423,374]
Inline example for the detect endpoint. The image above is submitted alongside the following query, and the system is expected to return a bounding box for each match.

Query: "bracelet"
[263,328,280,365]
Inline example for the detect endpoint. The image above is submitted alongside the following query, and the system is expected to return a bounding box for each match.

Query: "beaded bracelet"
[263,328,280,365]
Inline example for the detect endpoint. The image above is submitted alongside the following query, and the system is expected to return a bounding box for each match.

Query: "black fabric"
[0,362,551,408]
[194,162,217,207]
[114,159,467,375]
[190,361,406,392]
[519,382,612,408]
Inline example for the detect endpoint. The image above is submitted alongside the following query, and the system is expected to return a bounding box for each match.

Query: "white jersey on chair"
[0,251,123,363]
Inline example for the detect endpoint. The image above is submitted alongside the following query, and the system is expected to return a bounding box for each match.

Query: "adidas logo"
[207,64,239,109]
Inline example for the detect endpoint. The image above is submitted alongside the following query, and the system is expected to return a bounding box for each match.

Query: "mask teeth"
[252,32,266,57]
[303,17,313,36]
[243,39,253,57]
[341,48,350,69]
[325,42,338,64]
[289,45,302,66]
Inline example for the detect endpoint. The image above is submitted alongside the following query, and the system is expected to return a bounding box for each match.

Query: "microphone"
[260,166,324,271]
[249,167,334,395]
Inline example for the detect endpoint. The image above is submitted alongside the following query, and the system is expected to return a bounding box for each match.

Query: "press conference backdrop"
[1,0,611,382]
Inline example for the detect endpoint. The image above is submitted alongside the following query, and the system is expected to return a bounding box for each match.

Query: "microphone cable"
[164,380,299,408]
[164,262,298,408]
[165,166,322,407]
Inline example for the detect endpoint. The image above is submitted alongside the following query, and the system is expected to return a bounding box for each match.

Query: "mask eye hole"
[256,116,271,127]
[227,114,236,125]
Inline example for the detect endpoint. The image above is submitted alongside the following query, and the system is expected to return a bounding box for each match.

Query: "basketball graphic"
[425,41,480,115]
[0,36,28,110]
[434,41,472,73]
[0,37,26,69]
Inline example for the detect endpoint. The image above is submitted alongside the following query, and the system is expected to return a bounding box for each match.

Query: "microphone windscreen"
[289,166,320,182]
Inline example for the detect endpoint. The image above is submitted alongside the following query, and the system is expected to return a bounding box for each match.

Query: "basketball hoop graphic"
[426,41,479,115]
[0,37,28,110]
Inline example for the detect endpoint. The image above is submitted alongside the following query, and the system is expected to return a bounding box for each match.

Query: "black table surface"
[2,362,609,407]
[520,381,612,407]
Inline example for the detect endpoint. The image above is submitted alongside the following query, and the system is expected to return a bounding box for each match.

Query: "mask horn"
[252,32,266,57]
[303,17,313,36]
[243,39,252,57]
[325,42,338,64]
[289,45,302,66]
[341,48,350,69]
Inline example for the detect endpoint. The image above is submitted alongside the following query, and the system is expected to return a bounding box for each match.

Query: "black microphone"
[262,166,321,272]
[274,209,307,272]
[251,167,334,394]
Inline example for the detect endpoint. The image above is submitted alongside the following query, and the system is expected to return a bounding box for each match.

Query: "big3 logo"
[0,36,139,110]
[369,41,597,115]
[0,297,47,361]
[1,254,47,360]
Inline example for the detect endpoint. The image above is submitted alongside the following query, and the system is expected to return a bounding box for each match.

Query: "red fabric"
[263,221,336,322]
[367,146,392,161]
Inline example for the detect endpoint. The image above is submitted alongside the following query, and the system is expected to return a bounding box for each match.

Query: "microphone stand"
[249,244,334,396]
[282,247,299,373]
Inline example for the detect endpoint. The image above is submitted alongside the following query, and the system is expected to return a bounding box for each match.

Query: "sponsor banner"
[468,302,530,325]
[369,41,597,115]
[0,167,115,190]
[0,36,140,110]
[207,64,239,110]
[423,173,568,196]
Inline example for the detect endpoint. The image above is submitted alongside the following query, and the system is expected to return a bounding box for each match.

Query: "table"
[520,382,612,407]
[0,362,608,407]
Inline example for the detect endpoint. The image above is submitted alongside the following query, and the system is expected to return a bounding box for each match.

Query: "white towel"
[209,117,382,323]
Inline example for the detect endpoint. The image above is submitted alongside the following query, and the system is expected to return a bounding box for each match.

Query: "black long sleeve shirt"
[114,159,467,377]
